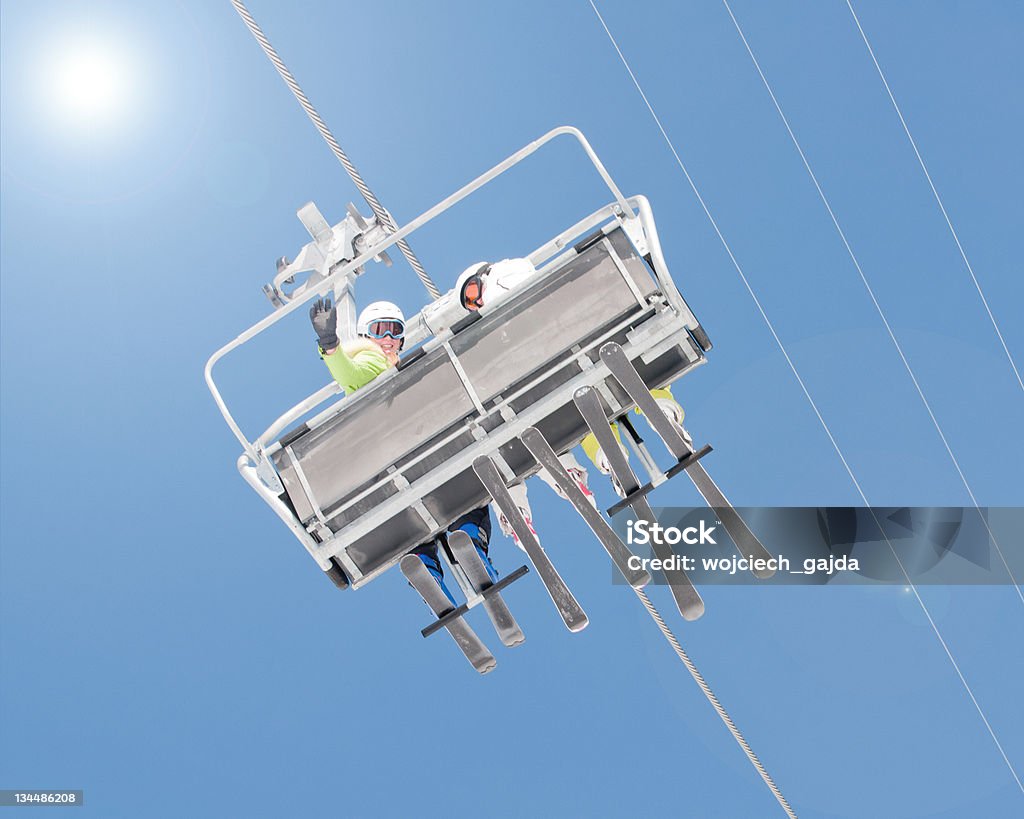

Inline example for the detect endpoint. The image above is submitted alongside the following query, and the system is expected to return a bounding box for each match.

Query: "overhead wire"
[586,0,1023,798]
[719,0,1022,608]
[845,0,1023,394]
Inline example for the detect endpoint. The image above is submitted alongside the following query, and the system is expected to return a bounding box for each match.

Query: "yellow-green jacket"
[321,338,391,394]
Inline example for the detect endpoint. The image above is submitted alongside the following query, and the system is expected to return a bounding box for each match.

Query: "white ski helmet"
[356,300,405,337]
[455,262,490,310]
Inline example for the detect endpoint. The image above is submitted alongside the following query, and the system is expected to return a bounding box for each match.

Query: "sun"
[51,43,131,123]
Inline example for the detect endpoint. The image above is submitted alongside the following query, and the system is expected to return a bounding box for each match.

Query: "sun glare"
[51,44,131,123]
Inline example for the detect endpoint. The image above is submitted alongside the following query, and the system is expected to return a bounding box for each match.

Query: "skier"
[309,296,495,605]
[455,259,692,500]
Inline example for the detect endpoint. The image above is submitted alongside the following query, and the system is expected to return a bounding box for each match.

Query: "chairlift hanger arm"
[230,0,439,298]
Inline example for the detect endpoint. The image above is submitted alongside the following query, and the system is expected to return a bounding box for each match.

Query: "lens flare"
[51,44,130,123]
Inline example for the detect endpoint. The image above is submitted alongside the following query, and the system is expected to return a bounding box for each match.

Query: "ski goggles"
[461,278,484,310]
[460,264,491,310]
[365,319,405,339]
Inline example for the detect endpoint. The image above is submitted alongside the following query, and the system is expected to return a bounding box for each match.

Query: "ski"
[574,386,705,619]
[472,455,589,633]
[448,530,526,648]
[400,554,497,674]
[600,342,775,579]
[683,463,773,578]
[520,427,651,589]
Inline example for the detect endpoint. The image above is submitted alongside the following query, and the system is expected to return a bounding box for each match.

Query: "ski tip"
[680,600,706,621]
[447,529,470,545]
[629,570,653,589]
[752,566,776,580]
[399,554,421,575]
[476,657,498,675]
[471,454,492,470]
[504,631,527,648]
[566,615,590,633]
[520,426,541,444]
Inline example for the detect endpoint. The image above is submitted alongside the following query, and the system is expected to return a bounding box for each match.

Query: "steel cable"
[634,587,798,817]
[230,0,441,299]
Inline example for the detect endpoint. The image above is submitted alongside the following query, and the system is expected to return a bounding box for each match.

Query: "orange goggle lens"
[462,277,484,309]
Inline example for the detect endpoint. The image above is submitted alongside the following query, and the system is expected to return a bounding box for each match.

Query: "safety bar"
[206,126,635,460]
[236,454,331,570]
[259,382,342,453]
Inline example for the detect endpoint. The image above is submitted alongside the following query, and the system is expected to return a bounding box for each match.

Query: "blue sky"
[2,1,1022,816]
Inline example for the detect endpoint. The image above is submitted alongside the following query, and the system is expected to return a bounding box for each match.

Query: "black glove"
[310,296,339,350]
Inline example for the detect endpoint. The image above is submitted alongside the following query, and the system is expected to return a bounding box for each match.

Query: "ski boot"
[497,506,539,555]
[654,395,693,448]
[549,464,598,509]
[594,440,632,498]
